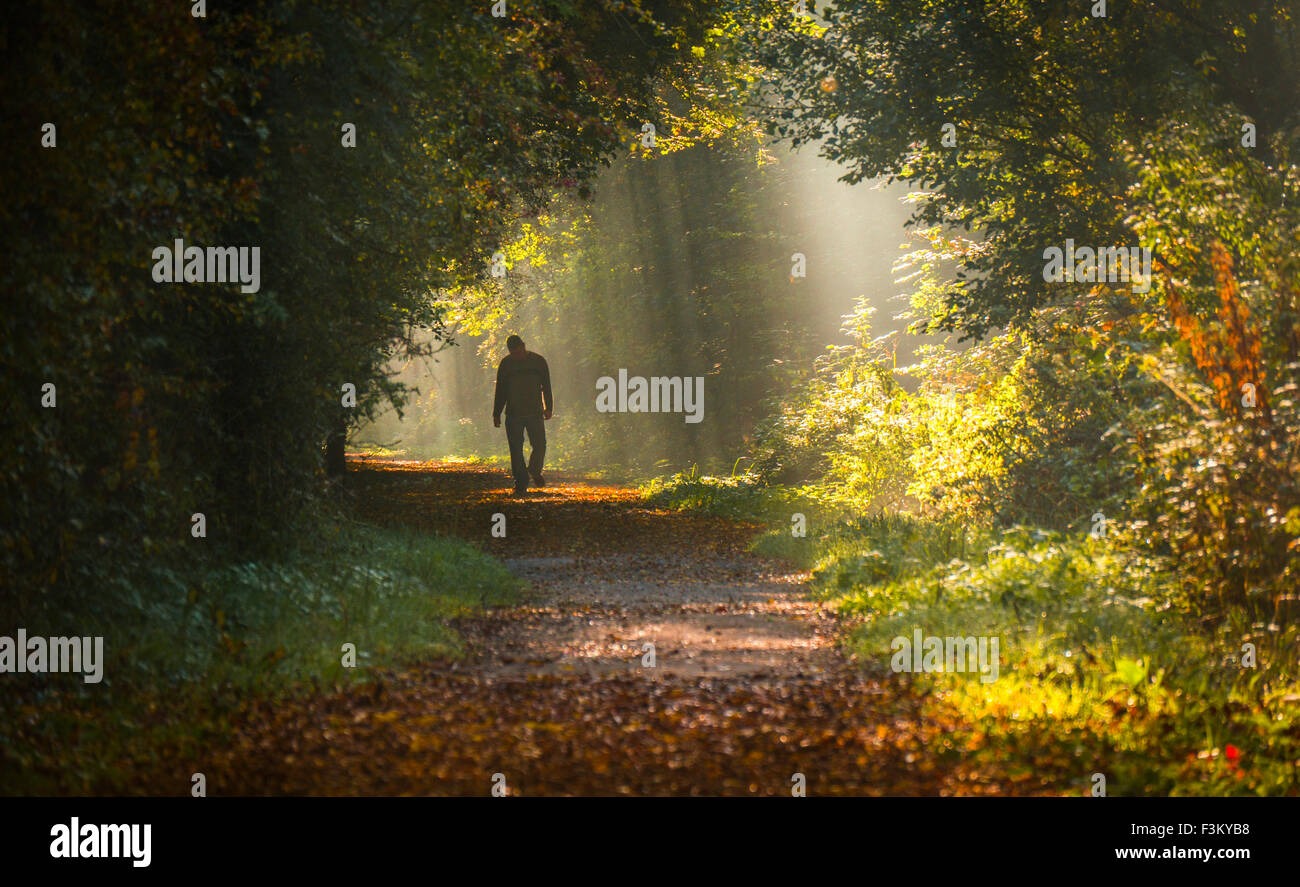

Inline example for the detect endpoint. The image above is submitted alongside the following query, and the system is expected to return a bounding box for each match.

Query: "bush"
[0,520,522,794]
[814,518,1300,796]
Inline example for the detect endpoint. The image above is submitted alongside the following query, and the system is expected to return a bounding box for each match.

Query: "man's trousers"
[504,412,545,490]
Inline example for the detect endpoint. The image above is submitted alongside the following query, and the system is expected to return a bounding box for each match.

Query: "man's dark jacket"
[493,352,553,419]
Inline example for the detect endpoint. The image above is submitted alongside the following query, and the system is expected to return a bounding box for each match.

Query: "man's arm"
[493,360,507,421]
[539,356,553,416]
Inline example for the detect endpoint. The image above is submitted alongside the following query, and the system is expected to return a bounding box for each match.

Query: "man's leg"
[504,413,529,492]
[524,413,546,483]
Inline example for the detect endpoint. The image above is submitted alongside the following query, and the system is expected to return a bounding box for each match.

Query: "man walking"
[493,334,553,495]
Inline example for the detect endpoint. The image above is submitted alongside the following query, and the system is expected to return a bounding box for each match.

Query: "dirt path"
[209,461,1014,796]
[475,550,834,680]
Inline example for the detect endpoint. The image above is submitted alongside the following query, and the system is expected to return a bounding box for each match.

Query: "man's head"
[506,334,526,359]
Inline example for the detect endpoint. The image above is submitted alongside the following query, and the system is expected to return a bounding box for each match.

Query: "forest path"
[210,461,1019,795]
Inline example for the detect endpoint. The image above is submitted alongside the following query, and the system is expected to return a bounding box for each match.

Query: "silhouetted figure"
[493,335,553,495]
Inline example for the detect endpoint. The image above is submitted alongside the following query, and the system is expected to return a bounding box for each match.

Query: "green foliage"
[1113,97,1300,615]
[6,522,521,689]
[373,134,831,478]
[671,475,1300,794]
[642,465,821,523]
[750,286,1134,531]
[750,0,1299,613]
[651,466,1300,794]
[751,325,917,499]
[0,520,522,794]
[755,0,1298,337]
[816,521,1300,796]
[2,0,736,598]
[805,513,993,588]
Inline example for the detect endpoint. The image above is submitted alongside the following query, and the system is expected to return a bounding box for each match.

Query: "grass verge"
[644,470,1300,796]
[0,521,522,794]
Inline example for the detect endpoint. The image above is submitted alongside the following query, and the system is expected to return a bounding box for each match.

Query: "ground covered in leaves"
[192,461,1043,796]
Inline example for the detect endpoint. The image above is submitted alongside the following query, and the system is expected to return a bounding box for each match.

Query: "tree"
[1,0,737,603]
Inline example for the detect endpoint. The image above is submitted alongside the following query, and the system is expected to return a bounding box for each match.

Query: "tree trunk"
[325,418,348,477]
